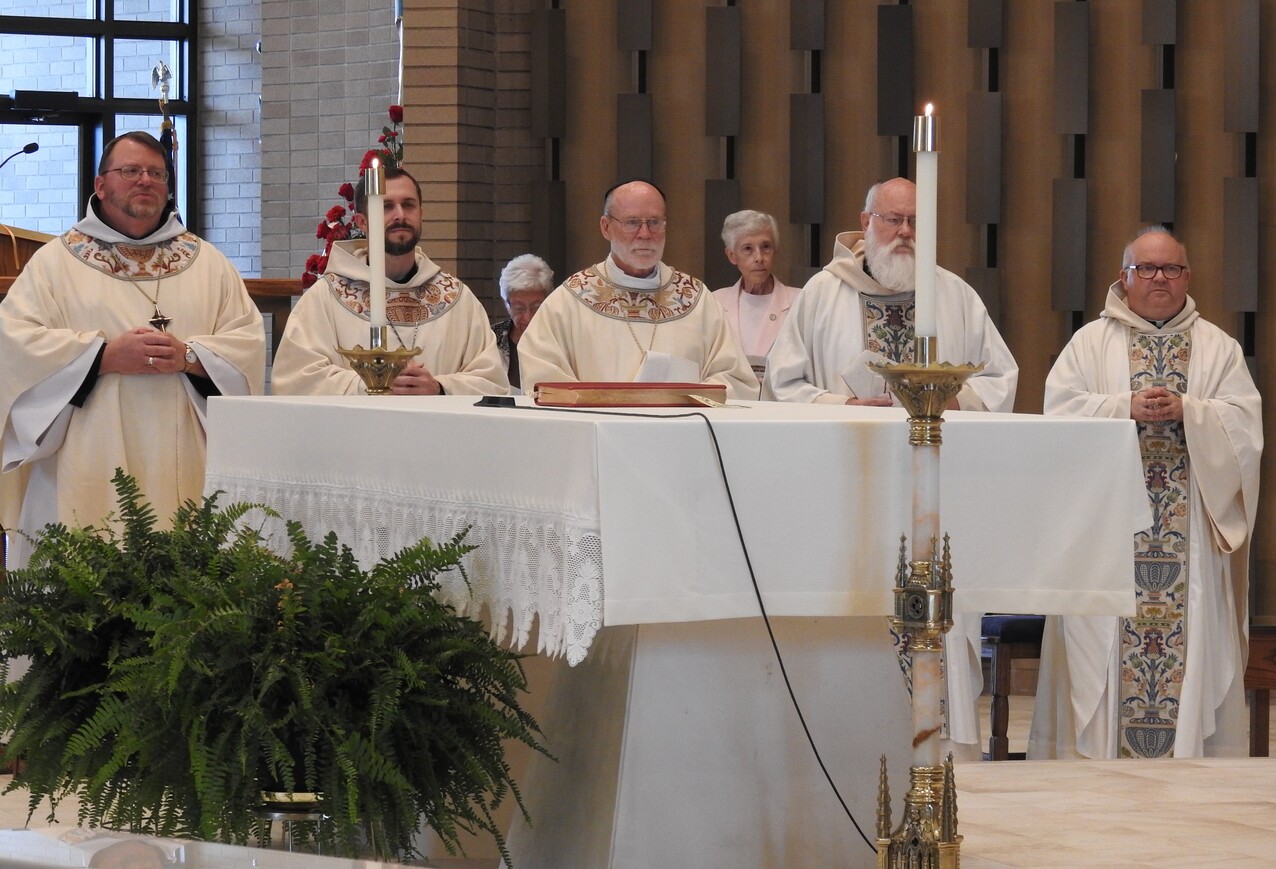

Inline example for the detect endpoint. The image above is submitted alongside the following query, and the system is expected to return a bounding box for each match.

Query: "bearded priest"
[762,176,1018,763]
[763,176,1016,411]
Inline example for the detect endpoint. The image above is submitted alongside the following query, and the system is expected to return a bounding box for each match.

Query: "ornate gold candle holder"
[867,336,977,869]
[336,326,421,395]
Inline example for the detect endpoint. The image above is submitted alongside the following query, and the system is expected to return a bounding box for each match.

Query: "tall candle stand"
[869,336,981,869]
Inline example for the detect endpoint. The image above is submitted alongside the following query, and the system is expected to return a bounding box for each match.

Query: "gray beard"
[865,242,916,293]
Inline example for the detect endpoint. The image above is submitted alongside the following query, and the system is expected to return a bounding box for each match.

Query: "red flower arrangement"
[301,105,406,288]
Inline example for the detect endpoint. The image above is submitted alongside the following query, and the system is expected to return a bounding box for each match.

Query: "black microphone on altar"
[0,142,39,172]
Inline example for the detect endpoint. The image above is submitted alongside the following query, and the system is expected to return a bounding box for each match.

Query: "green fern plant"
[0,470,544,863]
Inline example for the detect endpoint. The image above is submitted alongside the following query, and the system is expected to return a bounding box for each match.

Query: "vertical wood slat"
[791,0,825,52]
[1053,2,1089,135]
[705,7,741,137]
[877,4,915,138]
[1140,88,1176,223]
[616,93,654,184]
[1141,0,1177,45]
[965,266,1002,323]
[617,0,652,52]
[968,0,1004,49]
[1224,0,1259,133]
[966,92,1002,226]
[1051,177,1087,311]
[704,179,742,291]
[1223,176,1258,312]
[530,9,566,140]
[790,93,825,225]
[531,179,568,289]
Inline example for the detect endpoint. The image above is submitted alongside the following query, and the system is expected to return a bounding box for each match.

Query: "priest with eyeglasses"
[0,131,264,567]
[519,179,756,398]
[1030,226,1262,760]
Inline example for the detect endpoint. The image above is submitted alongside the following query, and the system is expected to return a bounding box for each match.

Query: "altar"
[204,396,1146,867]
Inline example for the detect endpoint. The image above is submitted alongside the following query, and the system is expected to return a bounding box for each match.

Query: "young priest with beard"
[273,167,508,396]
[762,176,1018,763]
[763,176,1017,411]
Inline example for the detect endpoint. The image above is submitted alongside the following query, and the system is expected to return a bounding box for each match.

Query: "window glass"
[114,0,183,23]
[0,33,93,97]
[0,124,81,236]
[115,113,187,221]
[114,39,181,100]
[0,0,92,19]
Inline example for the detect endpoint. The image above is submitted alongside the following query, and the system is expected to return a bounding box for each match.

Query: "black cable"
[508,403,877,854]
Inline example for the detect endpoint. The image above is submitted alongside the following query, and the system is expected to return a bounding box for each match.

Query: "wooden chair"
[1245,624,1276,756]
[981,613,1045,760]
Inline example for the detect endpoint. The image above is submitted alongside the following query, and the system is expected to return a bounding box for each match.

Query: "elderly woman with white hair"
[713,210,800,381]
[493,253,554,391]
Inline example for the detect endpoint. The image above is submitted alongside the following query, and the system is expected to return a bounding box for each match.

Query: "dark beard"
[385,225,420,256]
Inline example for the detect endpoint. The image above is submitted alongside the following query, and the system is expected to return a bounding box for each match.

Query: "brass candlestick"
[336,325,421,395]
[868,336,978,869]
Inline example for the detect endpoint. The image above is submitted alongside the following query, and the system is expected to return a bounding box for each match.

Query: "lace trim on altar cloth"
[205,475,603,666]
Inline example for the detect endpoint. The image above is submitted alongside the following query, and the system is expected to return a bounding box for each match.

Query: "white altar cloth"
[204,396,1147,665]
[202,395,1149,868]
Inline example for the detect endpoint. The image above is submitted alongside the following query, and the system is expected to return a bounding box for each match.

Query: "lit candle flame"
[925,103,934,117]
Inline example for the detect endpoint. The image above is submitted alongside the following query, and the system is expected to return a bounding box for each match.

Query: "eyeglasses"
[103,165,170,183]
[605,215,668,234]
[1125,263,1188,280]
[506,301,543,316]
[868,212,916,229]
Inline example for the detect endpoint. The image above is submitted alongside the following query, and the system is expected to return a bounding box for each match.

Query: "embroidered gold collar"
[62,229,201,281]
[566,265,701,322]
[327,271,461,323]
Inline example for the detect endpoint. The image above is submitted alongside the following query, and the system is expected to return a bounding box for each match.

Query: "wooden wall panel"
[789,94,824,225]
[616,94,653,184]
[705,6,741,138]
[1224,0,1259,133]
[877,5,915,138]
[530,9,566,140]
[1140,89,1177,224]
[1051,178,1088,313]
[1053,2,1089,135]
[412,0,1276,613]
[704,179,741,291]
[966,92,1001,226]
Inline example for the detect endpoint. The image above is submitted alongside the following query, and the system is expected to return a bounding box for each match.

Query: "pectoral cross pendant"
[149,305,171,332]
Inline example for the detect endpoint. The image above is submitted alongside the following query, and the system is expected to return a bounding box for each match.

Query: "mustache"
[890,238,915,253]
[387,222,414,232]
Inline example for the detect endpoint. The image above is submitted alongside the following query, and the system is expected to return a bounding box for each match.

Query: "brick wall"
[199,0,263,275]
[258,0,399,283]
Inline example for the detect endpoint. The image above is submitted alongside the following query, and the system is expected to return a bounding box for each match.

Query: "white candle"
[366,158,388,328]
[912,104,938,339]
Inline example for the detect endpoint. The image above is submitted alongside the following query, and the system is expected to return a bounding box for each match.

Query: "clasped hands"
[390,362,442,395]
[1132,385,1182,423]
[102,327,191,376]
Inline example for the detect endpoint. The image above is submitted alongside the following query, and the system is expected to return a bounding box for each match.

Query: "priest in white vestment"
[1029,227,1262,759]
[764,178,1016,410]
[0,132,265,567]
[519,180,756,399]
[272,167,508,397]
[763,177,1019,760]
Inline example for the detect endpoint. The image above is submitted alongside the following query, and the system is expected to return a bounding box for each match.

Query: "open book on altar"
[532,382,728,407]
